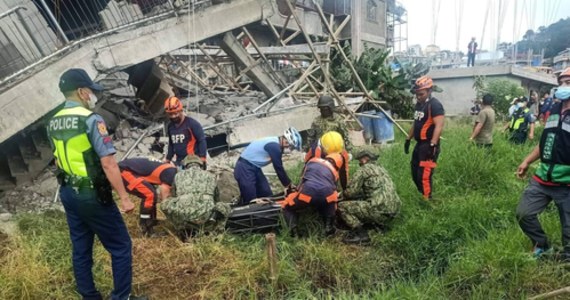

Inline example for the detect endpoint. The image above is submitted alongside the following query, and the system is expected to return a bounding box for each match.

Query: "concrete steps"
[0,129,53,190]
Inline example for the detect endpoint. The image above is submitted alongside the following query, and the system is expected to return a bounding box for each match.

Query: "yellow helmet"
[320,131,344,154]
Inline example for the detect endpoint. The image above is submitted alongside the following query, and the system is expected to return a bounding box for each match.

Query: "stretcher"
[225,195,285,234]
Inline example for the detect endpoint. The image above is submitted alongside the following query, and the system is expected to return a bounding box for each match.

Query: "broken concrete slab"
[227,106,318,146]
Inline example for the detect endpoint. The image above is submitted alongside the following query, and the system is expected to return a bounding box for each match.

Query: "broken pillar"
[220,32,283,98]
[126,60,173,115]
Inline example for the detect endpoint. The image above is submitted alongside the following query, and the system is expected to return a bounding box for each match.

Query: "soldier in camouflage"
[305,95,352,152]
[338,146,401,244]
[160,155,231,238]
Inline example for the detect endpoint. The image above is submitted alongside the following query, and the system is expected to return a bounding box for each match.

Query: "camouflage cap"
[182,155,202,169]
[354,146,379,161]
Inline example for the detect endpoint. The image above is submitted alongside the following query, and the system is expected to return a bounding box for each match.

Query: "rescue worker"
[305,95,352,152]
[505,97,536,144]
[234,127,302,205]
[516,67,570,261]
[304,131,349,191]
[118,157,177,236]
[161,155,231,238]
[404,75,445,200]
[283,152,345,236]
[339,147,401,245]
[48,69,146,300]
[164,96,208,169]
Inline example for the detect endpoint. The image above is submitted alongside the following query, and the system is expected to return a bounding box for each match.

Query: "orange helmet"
[414,75,433,91]
[559,67,570,84]
[325,153,344,170]
[164,96,183,113]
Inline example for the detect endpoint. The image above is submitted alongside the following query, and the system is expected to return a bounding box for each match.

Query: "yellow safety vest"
[47,106,99,178]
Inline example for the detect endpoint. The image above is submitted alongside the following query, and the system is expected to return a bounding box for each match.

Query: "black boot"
[342,227,371,245]
[324,217,336,236]
[206,210,224,226]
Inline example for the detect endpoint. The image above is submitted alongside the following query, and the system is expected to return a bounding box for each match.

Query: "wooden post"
[310,0,408,136]
[265,233,278,286]
[283,0,362,128]
[529,286,570,300]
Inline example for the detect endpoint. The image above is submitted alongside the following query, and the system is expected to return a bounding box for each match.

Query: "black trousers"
[411,142,440,199]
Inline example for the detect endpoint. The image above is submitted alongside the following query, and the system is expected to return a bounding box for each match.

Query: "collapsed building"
[0,0,398,217]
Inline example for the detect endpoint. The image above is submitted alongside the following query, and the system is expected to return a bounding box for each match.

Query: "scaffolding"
[386,0,408,54]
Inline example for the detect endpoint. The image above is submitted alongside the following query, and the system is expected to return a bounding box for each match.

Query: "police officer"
[119,157,177,236]
[164,96,208,169]
[404,75,445,200]
[47,69,146,300]
[305,95,352,152]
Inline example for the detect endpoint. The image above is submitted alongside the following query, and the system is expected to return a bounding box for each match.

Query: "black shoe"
[342,228,371,245]
[324,217,336,236]
[129,295,149,300]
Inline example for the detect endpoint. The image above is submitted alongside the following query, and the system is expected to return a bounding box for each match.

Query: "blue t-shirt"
[240,137,291,186]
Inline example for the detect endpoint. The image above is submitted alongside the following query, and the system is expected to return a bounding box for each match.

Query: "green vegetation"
[1,120,569,299]
[470,76,531,118]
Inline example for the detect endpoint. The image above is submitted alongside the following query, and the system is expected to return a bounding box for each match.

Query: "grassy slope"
[1,119,569,299]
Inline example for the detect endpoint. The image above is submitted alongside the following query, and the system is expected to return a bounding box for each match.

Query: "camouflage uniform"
[338,163,401,229]
[161,166,231,233]
[305,114,352,151]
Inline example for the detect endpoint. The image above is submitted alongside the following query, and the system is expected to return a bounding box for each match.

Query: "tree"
[328,43,432,118]
[485,79,525,117]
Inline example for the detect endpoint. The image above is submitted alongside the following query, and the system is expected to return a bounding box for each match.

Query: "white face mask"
[87,93,98,109]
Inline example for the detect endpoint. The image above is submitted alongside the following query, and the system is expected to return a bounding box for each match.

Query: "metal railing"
[0,0,188,83]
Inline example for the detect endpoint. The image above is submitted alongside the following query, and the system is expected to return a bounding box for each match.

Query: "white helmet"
[283,127,302,151]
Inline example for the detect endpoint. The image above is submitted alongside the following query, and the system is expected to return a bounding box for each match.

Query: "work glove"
[201,161,207,170]
[428,143,439,160]
[404,139,411,154]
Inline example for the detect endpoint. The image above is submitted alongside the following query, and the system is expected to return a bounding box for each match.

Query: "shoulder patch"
[97,121,109,136]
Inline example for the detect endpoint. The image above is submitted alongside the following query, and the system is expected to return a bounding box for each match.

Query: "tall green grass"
[0,119,567,299]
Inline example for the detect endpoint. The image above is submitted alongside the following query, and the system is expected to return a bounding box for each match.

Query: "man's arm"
[470,122,483,140]
[431,115,445,144]
[101,155,134,212]
[165,126,174,162]
[265,142,292,187]
[517,145,540,179]
[344,168,364,199]
[190,119,208,161]
[528,122,535,140]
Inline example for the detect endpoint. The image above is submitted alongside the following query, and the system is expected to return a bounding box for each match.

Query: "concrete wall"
[433,75,520,115]
[351,0,386,56]
[0,0,276,145]
[0,0,59,77]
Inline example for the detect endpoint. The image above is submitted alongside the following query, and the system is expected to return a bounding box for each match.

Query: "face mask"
[87,93,98,109]
[555,86,570,101]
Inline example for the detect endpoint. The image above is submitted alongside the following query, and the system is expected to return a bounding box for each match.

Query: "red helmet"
[164,96,183,113]
[414,75,434,91]
[559,67,570,84]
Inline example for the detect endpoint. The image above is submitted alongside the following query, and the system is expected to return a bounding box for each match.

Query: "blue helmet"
[284,127,302,151]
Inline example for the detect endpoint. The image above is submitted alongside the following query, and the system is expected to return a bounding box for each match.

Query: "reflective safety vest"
[509,107,530,132]
[47,106,101,178]
[535,103,570,184]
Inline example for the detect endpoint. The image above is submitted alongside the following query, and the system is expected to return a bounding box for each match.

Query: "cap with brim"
[59,68,103,93]
[510,98,519,105]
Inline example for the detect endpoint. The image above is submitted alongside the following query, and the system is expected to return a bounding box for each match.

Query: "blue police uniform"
[234,137,291,205]
[51,100,133,300]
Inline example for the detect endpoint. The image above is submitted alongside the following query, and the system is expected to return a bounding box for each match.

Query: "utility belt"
[57,170,113,205]
[62,174,94,189]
